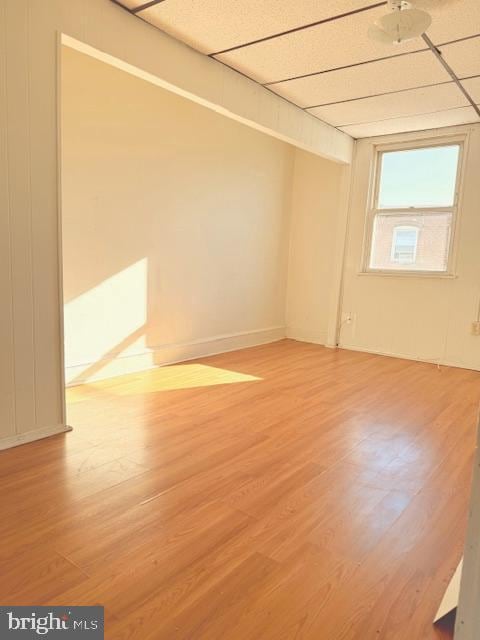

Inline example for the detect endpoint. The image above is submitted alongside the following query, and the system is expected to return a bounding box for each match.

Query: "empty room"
[1,1,480,639]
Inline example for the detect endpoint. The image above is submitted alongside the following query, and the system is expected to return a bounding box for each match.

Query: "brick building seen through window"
[371,214,451,272]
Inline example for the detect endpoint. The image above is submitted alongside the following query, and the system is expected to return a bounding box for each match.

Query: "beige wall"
[286,150,348,345]
[61,47,293,383]
[339,124,480,371]
[0,0,350,448]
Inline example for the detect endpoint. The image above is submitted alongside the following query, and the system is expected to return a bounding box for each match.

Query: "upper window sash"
[372,142,463,213]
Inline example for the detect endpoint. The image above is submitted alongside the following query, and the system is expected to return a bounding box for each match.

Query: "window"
[391,226,418,264]
[366,141,463,274]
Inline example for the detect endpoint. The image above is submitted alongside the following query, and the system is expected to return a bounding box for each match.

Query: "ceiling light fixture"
[368,0,432,44]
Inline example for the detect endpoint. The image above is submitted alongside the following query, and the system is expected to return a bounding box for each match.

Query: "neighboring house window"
[391,226,418,264]
[366,140,463,274]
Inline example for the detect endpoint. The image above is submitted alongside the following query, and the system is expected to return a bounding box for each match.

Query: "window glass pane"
[391,227,418,264]
[369,212,452,272]
[378,145,460,209]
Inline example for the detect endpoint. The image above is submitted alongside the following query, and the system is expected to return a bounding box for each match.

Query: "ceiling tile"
[426,0,480,45]
[309,83,467,126]
[215,5,424,84]
[440,36,480,79]
[139,0,373,55]
[461,76,480,103]
[339,106,479,138]
[271,50,451,108]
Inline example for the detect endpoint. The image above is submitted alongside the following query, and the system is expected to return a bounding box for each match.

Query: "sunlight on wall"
[64,258,148,369]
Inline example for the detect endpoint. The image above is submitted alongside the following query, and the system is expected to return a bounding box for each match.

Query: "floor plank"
[1,340,478,639]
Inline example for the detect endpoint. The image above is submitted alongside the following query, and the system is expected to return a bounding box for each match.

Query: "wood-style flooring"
[1,340,479,639]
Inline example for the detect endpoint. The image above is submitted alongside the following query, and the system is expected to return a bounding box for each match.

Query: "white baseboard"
[66,326,286,386]
[338,342,480,372]
[286,327,328,345]
[0,424,72,451]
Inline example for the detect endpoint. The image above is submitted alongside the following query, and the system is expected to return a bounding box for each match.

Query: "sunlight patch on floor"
[67,363,261,399]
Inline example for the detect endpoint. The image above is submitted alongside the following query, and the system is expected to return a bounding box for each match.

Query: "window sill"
[358,270,457,279]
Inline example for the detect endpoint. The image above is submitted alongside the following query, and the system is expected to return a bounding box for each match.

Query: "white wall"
[456,421,480,639]
[0,0,351,448]
[339,124,480,371]
[62,47,293,384]
[286,150,348,345]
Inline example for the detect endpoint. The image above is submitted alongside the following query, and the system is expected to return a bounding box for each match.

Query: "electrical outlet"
[472,321,480,336]
[342,312,356,327]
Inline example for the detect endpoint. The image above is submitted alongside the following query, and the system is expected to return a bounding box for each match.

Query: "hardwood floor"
[1,340,479,639]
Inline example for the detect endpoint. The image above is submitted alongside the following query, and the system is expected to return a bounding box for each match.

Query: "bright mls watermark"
[0,607,104,638]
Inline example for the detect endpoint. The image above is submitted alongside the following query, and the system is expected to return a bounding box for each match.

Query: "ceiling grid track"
[422,33,480,117]
[303,79,455,110]
[337,102,479,128]
[110,0,480,137]
[207,1,388,56]
[261,47,430,86]
[133,0,168,13]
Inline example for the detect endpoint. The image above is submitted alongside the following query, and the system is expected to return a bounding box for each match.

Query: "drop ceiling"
[113,0,480,139]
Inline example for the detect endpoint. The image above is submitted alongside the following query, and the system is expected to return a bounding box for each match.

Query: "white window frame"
[363,136,466,277]
[390,225,419,264]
